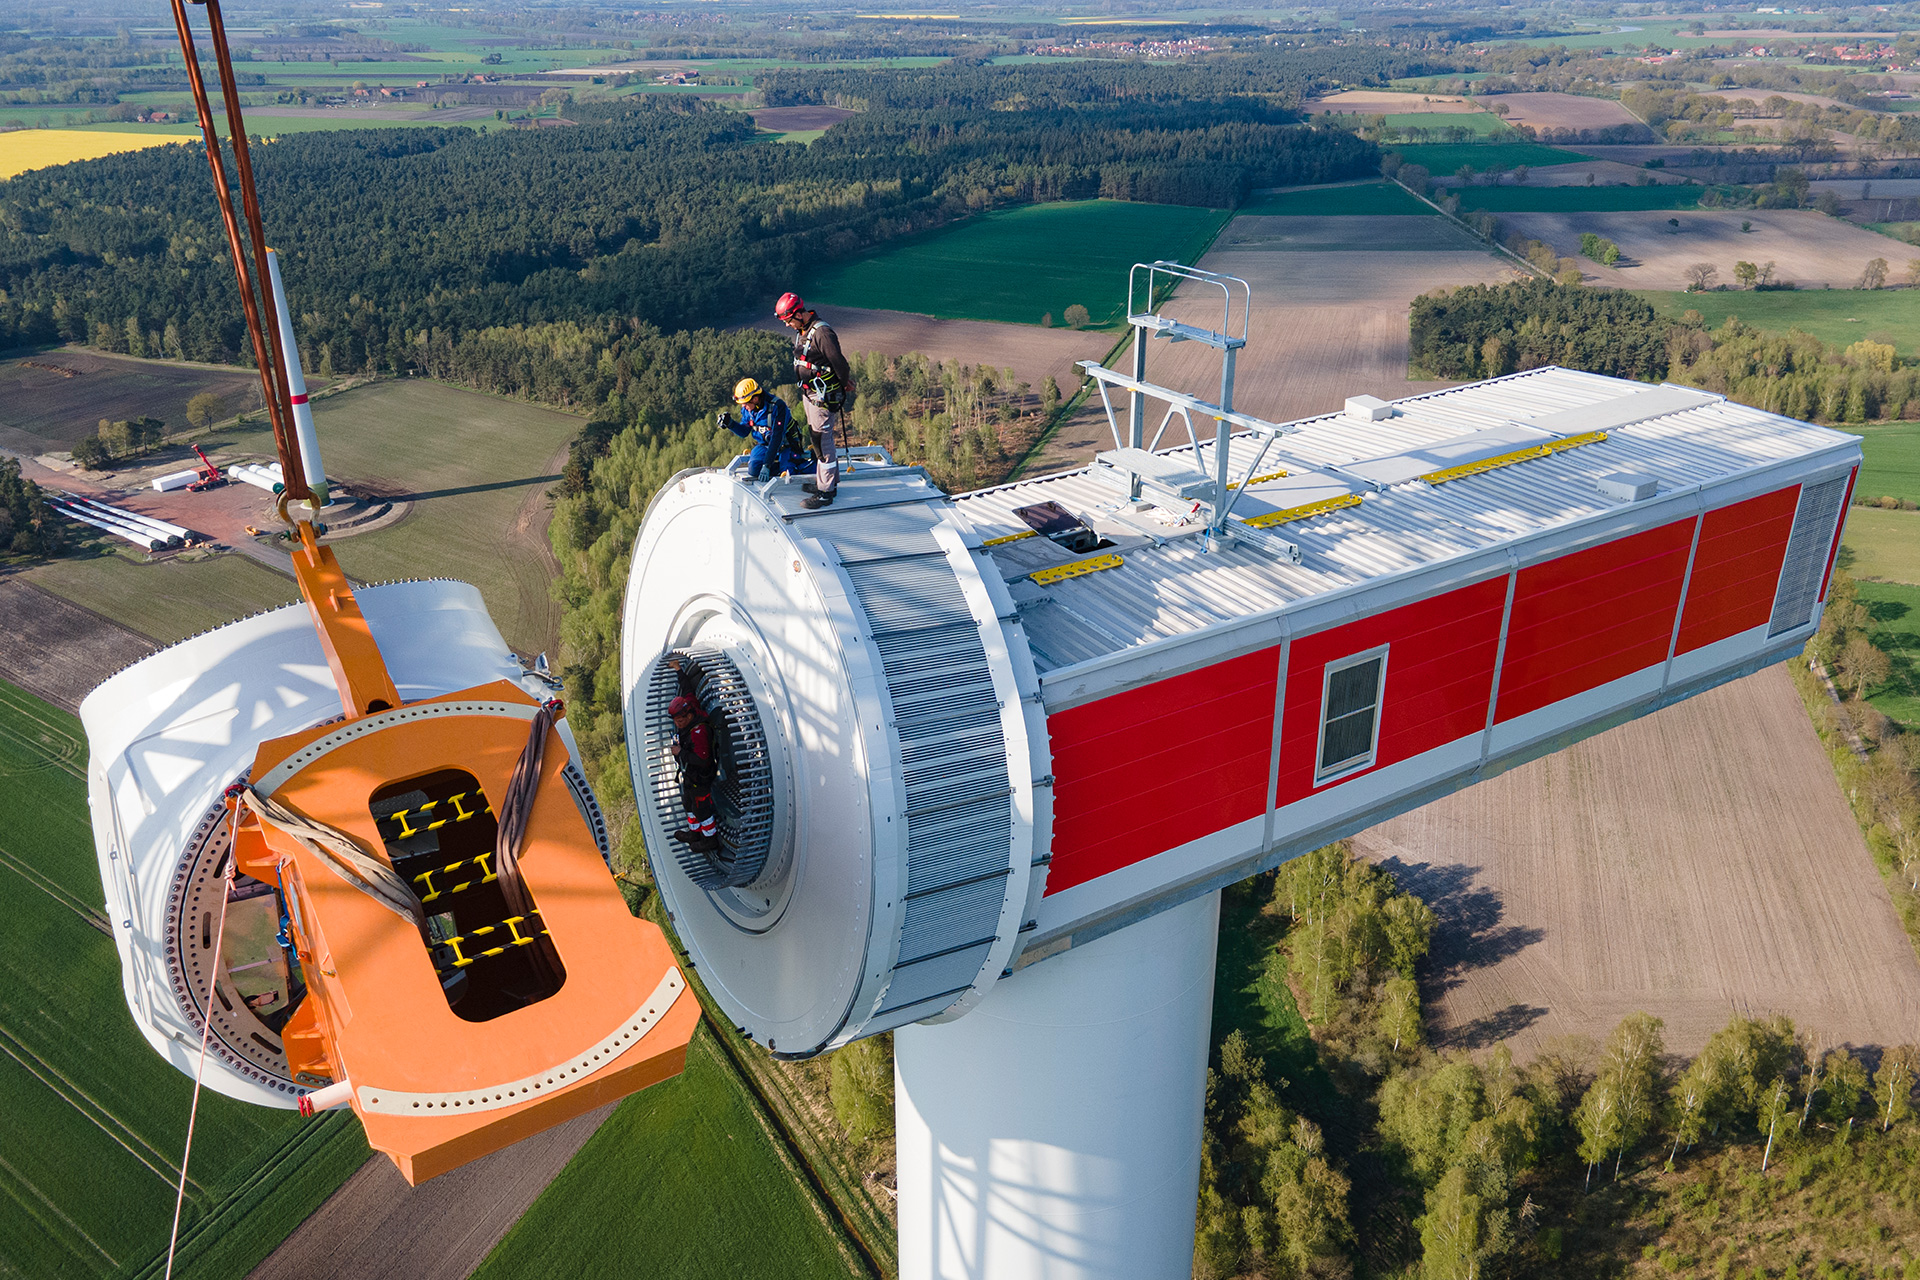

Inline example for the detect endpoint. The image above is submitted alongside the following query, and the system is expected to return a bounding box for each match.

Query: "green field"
[25,550,295,644]
[1457,184,1727,212]
[799,199,1231,328]
[1857,578,1920,727]
[1380,110,1514,138]
[1844,421,1920,506]
[1640,288,1920,352]
[1239,181,1432,216]
[1390,142,1596,173]
[470,1028,865,1280]
[218,379,582,656]
[0,679,366,1278]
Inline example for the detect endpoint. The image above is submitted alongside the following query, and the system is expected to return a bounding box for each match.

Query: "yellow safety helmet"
[733,377,762,404]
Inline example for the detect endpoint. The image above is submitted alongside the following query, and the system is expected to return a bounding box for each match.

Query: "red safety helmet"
[774,292,808,321]
[668,695,697,718]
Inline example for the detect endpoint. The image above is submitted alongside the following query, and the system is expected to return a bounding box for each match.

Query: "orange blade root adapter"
[230,526,697,1184]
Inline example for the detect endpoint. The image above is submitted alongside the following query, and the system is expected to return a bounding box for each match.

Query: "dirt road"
[249,1105,614,1280]
[1351,664,1920,1058]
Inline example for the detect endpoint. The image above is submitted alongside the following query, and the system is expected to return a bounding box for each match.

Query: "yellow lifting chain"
[435,911,550,972]
[412,850,500,905]
[384,788,493,841]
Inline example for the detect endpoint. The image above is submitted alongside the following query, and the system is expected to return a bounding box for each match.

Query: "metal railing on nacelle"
[1076,361,1313,552]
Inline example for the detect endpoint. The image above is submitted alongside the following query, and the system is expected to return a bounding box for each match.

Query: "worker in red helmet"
[665,655,718,853]
[775,292,855,510]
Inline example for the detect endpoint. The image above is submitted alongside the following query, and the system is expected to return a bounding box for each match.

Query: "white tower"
[621,270,1859,1280]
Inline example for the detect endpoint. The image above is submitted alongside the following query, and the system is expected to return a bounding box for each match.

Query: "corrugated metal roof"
[953,366,1857,674]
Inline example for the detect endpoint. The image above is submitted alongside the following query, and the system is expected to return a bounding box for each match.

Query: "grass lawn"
[1389,141,1596,174]
[1843,421,1920,506]
[470,1028,865,1280]
[1639,288,1920,352]
[0,679,365,1279]
[1212,878,1344,1129]
[1844,506,1920,586]
[1457,184,1730,212]
[217,378,581,656]
[798,199,1231,329]
[24,549,295,644]
[1239,182,1433,216]
[1857,578,1920,728]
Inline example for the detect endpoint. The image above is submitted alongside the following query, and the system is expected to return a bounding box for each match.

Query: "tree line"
[0,457,63,560]
[1409,279,1920,425]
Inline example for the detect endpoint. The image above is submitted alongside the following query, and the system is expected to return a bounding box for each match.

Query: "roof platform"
[951,366,1857,686]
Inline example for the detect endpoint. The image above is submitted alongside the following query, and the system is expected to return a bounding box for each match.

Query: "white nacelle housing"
[621,463,1049,1057]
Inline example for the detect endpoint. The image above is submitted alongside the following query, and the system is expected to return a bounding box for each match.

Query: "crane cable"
[165,0,310,507]
[163,806,240,1280]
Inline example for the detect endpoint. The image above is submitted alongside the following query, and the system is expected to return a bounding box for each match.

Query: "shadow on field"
[1441,1002,1550,1050]
[397,473,561,503]
[1375,858,1545,996]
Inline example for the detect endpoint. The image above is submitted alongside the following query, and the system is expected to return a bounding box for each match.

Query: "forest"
[0,82,1375,363]
[758,48,1451,112]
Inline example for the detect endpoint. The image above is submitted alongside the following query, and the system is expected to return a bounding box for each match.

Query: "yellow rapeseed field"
[0,129,182,180]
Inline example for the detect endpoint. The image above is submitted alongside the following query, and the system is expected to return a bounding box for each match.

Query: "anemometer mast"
[624,265,1860,1279]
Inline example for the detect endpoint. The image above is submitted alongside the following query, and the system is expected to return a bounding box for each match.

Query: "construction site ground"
[200,378,579,657]
[1352,664,1920,1058]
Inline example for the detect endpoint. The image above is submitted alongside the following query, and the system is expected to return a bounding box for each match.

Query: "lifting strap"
[241,787,429,940]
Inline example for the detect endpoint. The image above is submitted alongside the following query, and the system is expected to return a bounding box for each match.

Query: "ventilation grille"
[643,647,777,889]
[821,507,1012,1021]
[1769,477,1847,638]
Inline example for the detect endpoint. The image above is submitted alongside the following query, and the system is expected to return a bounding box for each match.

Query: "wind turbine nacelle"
[622,369,1861,1060]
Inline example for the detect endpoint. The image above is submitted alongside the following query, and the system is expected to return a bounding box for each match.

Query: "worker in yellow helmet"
[717,376,809,483]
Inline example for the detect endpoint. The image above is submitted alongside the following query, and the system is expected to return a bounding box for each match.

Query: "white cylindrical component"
[154,470,198,492]
[265,248,325,495]
[895,890,1221,1280]
[298,1079,353,1116]
[232,463,281,492]
[57,502,162,551]
[68,497,188,544]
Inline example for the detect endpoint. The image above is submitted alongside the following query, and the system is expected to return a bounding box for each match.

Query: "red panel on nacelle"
[1275,576,1509,807]
[1045,647,1280,894]
[1674,486,1800,655]
[1818,467,1858,603]
[1494,519,1695,722]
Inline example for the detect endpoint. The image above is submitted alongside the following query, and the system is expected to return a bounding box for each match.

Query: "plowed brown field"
[1481,92,1652,136]
[1351,665,1920,1058]
[741,304,1115,397]
[0,577,154,711]
[1022,217,1519,475]
[1501,208,1907,290]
